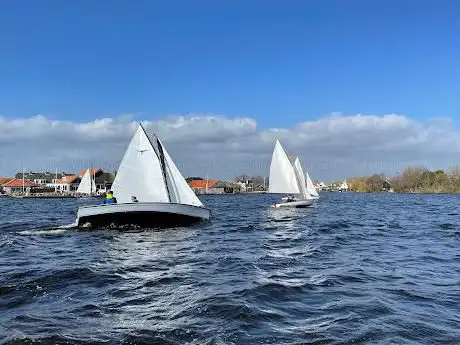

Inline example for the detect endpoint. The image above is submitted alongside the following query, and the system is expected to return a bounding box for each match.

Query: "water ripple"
[0,193,459,344]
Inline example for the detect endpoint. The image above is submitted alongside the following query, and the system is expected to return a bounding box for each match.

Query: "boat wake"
[17,222,78,236]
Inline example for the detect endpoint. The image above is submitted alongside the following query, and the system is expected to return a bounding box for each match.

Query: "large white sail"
[159,138,204,207]
[112,125,169,204]
[305,171,319,198]
[293,157,310,200]
[77,169,94,195]
[269,140,300,195]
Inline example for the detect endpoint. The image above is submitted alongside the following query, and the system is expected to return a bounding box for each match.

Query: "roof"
[212,180,233,188]
[188,179,219,189]
[94,172,115,184]
[2,178,40,188]
[0,177,13,185]
[14,171,72,179]
[57,175,80,184]
[78,168,103,177]
[186,177,204,182]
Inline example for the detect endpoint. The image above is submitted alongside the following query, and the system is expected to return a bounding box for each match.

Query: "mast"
[22,167,25,194]
[206,174,209,194]
[155,137,172,201]
[55,168,57,193]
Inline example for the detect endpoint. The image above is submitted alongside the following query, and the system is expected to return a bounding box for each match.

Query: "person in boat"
[131,196,138,203]
[286,195,295,202]
[105,190,117,205]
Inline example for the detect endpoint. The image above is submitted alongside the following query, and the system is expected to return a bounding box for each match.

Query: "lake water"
[0,193,459,345]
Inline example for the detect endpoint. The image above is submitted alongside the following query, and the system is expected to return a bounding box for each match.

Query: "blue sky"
[1,0,459,128]
[1,1,460,179]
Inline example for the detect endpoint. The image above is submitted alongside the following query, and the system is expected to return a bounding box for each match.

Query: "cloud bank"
[0,113,459,180]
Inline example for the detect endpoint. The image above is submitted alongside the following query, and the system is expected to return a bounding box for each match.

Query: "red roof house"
[1,178,40,193]
[78,168,103,177]
[188,179,218,190]
[2,178,39,188]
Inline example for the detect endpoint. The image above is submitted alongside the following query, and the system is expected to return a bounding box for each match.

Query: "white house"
[339,180,349,191]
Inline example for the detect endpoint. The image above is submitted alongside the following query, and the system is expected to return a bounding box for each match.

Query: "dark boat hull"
[76,202,211,229]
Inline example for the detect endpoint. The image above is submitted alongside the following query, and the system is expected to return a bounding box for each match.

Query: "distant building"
[9,169,115,194]
[77,168,102,178]
[14,171,74,185]
[339,180,349,192]
[188,179,218,194]
[55,175,81,192]
[2,178,40,195]
[0,177,12,193]
[94,172,115,193]
[185,177,204,183]
[235,181,247,193]
[207,181,235,194]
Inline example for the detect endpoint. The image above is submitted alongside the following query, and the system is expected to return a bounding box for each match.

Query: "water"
[0,193,459,345]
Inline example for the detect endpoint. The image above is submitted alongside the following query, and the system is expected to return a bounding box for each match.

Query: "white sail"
[269,140,300,195]
[306,171,319,198]
[91,173,96,194]
[112,125,169,204]
[293,157,310,199]
[77,169,93,195]
[159,139,204,207]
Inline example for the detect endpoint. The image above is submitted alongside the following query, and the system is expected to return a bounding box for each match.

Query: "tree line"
[349,166,460,193]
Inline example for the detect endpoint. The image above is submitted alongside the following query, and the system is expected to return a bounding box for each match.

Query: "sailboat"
[268,140,314,208]
[76,168,96,196]
[75,123,211,228]
[305,170,319,199]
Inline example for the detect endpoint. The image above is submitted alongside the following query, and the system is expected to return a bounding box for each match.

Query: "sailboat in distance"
[306,171,319,199]
[268,140,314,208]
[75,123,211,228]
[76,168,96,196]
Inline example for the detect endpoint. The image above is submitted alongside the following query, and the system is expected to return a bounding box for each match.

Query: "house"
[188,179,218,194]
[235,181,246,193]
[55,175,81,193]
[94,172,115,192]
[207,181,235,194]
[2,178,40,195]
[0,177,12,193]
[186,177,204,183]
[339,180,349,192]
[313,181,326,191]
[14,171,73,185]
[78,168,103,178]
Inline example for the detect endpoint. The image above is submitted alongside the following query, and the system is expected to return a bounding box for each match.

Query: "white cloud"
[0,113,459,180]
